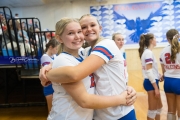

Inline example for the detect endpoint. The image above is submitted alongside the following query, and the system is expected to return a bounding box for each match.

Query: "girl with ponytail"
[40,38,59,113]
[138,33,163,120]
[160,29,180,120]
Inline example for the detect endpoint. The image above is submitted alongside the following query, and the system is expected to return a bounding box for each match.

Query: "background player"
[40,38,59,113]
[112,33,128,83]
[160,29,180,120]
[138,33,163,120]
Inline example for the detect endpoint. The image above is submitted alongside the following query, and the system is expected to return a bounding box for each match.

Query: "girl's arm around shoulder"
[62,81,127,109]
[47,54,105,83]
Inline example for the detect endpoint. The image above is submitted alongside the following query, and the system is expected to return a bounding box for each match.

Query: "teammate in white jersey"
[40,39,59,113]
[160,29,180,120]
[45,18,135,120]
[138,33,163,120]
[40,14,137,120]
[112,33,128,83]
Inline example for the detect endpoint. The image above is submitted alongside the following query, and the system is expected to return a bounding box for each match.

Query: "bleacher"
[0,6,55,107]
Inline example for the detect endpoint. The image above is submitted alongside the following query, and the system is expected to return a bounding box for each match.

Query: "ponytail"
[166,29,180,62]
[138,35,145,58]
[171,34,180,62]
[138,33,154,58]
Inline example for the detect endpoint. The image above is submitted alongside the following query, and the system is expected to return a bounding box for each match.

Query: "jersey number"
[89,73,95,88]
[165,53,175,64]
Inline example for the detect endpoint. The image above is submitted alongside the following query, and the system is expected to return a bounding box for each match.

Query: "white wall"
[10,0,161,30]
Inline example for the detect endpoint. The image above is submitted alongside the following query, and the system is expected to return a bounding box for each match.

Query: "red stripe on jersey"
[93,47,113,59]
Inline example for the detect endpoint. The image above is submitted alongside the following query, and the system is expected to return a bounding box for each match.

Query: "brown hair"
[138,33,154,58]
[45,38,59,52]
[166,29,180,62]
[55,18,79,53]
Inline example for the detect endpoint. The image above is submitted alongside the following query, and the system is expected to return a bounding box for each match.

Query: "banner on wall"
[90,0,180,45]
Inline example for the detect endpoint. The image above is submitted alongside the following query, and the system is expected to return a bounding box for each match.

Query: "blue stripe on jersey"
[76,55,83,62]
[62,52,84,62]
[92,46,114,60]
[51,56,54,60]
[88,48,92,56]
[145,58,153,63]
[80,51,84,56]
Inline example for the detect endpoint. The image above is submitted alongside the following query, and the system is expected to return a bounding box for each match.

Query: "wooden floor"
[0,70,168,120]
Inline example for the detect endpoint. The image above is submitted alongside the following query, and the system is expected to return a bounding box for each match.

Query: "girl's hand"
[126,86,137,105]
[39,64,52,86]
[119,91,128,105]
[41,80,52,87]
[159,73,164,82]
[155,89,160,98]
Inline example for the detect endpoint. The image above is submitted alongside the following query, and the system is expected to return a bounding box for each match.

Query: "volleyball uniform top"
[48,52,95,120]
[141,49,159,79]
[84,39,134,120]
[119,49,128,83]
[160,45,180,78]
[40,54,57,67]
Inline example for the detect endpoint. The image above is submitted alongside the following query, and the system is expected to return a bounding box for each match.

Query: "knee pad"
[167,113,176,120]
[156,108,162,115]
[147,110,157,119]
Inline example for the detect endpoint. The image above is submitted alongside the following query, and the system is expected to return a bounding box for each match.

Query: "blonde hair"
[79,14,103,48]
[55,18,79,54]
[80,14,101,25]
[112,33,122,40]
[138,33,154,58]
[166,29,180,62]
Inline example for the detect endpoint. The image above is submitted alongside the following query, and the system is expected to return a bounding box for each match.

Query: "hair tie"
[143,33,147,35]
[173,34,179,39]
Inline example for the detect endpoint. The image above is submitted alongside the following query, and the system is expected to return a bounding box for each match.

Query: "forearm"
[161,64,165,75]
[47,55,105,83]
[62,81,125,109]
[152,82,159,90]
[80,94,123,109]
[47,66,79,83]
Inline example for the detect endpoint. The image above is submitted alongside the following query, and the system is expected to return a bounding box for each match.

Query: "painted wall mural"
[90,0,180,45]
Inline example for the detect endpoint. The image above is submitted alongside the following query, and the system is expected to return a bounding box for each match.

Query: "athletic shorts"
[164,77,180,95]
[118,109,136,120]
[143,79,159,91]
[43,84,54,96]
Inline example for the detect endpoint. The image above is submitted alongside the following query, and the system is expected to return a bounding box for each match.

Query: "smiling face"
[114,34,124,49]
[80,15,102,43]
[57,21,84,52]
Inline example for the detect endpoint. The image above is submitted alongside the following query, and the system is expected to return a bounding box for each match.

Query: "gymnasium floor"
[0,70,168,120]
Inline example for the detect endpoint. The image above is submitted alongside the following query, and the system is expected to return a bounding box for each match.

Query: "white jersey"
[119,49,128,83]
[141,49,159,79]
[41,54,57,67]
[86,39,134,120]
[160,45,180,78]
[48,52,94,120]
